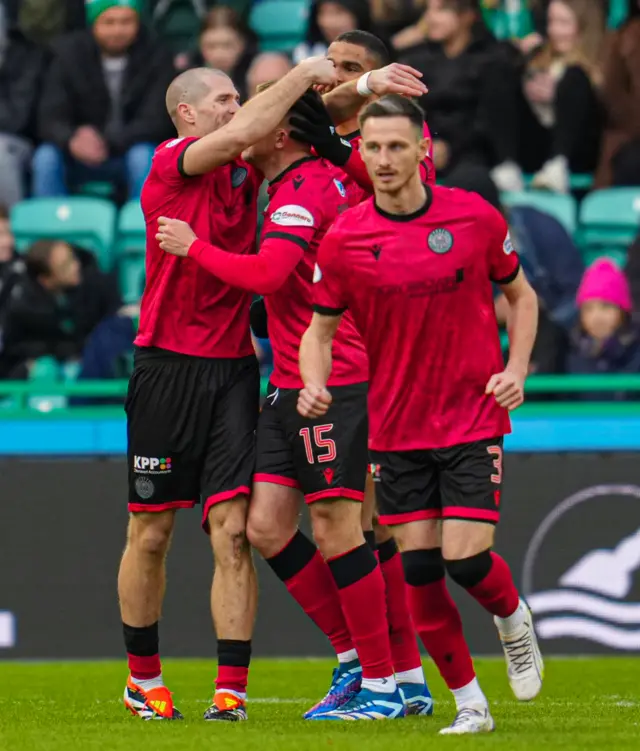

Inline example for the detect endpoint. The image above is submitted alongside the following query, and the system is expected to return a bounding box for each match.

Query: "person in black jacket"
[0,238,123,378]
[0,10,44,206]
[398,0,522,191]
[31,0,175,200]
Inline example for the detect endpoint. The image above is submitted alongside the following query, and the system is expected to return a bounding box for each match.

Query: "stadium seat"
[608,0,628,28]
[118,256,146,304]
[578,188,640,255]
[116,200,146,255]
[151,0,201,55]
[10,197,117,272]
[27,356,67,412]
[582,247,629,269]
[501,191,578,236]
[250,0,309,51]
[523,173,594,190]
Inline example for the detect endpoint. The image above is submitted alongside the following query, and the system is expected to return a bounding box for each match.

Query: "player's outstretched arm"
[486,268,538,411]
[181,57,337,176]
[322,63,427,126]
[298,313,342,418]
[156,217,303,294]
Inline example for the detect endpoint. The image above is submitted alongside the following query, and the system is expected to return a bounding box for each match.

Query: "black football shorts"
[126,347,259,527]
[371,436,504,526]
[254,381,368,503]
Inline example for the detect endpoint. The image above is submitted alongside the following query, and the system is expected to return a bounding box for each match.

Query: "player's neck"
[375,174,428,217]
[261,149,313,182]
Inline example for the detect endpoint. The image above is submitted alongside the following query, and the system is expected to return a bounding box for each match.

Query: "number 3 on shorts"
[487,444,503,484]
[299,425,336,464]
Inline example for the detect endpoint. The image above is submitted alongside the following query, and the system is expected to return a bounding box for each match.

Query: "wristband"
[356,72,373,96]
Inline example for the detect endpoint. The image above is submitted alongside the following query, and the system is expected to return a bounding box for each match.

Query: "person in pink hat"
[566,257,640,398]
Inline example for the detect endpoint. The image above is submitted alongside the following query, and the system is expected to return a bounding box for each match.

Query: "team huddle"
[118,30,543,734]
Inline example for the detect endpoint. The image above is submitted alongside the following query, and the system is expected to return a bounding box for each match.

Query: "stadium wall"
[1,444,640,659]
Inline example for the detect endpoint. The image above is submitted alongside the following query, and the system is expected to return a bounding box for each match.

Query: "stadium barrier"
[1,452,640,658]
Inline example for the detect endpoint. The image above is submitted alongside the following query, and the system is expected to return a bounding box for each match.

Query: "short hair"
[25,239,61,279]
[334,30,389,68]
[359,94,425,133]
[0,204,9,222]
[165,67,229,125]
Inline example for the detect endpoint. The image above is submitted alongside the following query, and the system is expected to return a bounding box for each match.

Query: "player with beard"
[298,95,543,730]
[155,86,435,721]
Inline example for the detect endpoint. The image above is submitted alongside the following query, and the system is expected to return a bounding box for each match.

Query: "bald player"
[119,60,339,723]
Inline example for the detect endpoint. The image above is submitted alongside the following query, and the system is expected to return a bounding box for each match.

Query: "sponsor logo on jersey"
[523,484,640,651]
[313,264,322,283]
[333,179,346,198]
[427,228,454,254]
[503,231,514,255]
[271,205,314,227]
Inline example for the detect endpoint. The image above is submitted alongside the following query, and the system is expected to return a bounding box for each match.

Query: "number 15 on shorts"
[299,425,336,464]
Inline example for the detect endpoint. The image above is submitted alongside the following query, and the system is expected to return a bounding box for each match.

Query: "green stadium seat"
[522,173,594,190]
[78,180,116,199]
[27,356,67,412]
[250,0,309,51]
[152,0,202,55]
[501,191,577,236]
[582,247,629,269]
[10,197,117,272]
[578,188,640,256]
[608,0,628,28]
[116,200,146,255]
[118,256,146,304]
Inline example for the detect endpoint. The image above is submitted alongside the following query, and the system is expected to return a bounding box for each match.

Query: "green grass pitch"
[0,658,638,750]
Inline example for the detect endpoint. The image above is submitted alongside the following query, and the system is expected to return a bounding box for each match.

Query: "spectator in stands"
[624,231,640,324]
[9,0,87,46]
[0,238,124,378]
[398,0,522,191]
[31,0,175,201]
[565,258,640,398]
[369,0,427,49]
[293,0,370,62]
[246,52,293,96]
[595,0,640,187]
[0,8,44,207]
[0,205,25,324]
[518,0,605,193]
[181,6,258,102]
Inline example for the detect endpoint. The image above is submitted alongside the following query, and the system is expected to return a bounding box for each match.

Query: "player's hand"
[298,55,337,86]
[297,385,332,418]
[156,217,197,257]
[368,63,427,99]
[289,91,352,167]
[485,369,526,411]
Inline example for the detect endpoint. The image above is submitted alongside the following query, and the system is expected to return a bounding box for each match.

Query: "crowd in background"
[0,0,640,396]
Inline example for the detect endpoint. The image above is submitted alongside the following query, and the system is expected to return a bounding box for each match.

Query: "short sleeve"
[313,228,347,315]
[151,137,199,184]
[484,203,520,285]
[262,180,322,252]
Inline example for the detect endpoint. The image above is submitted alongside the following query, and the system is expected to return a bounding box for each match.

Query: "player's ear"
[418,137,429,163]
[277,128,290,150]
[177,102,195,126]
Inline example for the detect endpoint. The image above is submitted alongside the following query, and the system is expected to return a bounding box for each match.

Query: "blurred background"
[0,0,639,661]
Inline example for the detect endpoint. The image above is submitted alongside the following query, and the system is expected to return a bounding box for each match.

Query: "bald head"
[165,67,230,126]
[247,53,293,96]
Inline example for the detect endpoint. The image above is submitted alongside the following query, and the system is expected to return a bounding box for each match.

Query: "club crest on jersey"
[503,232,514,255]
[271,204,314,227]
[231,166,248,188]
[313,263,322,283]
[428,228,453,254]
[333,179,346,198]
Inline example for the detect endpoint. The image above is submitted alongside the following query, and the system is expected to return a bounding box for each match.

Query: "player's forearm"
[322,81,364,126]
[299,326,333,389]
[505,286,538,375]
[340,149,373,192]
[188,238,300,294]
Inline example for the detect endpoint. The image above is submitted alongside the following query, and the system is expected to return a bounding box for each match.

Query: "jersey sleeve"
[151,137,199,184]
[262,179,322,251]
[483,202,520,285]
[313,227,348,315]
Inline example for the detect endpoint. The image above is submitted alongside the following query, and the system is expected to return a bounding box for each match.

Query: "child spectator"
[519,0,605,193]
[293,0,371,62]
[566,258,640,398]
[595,0,640,187]
[182,6,258,102]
